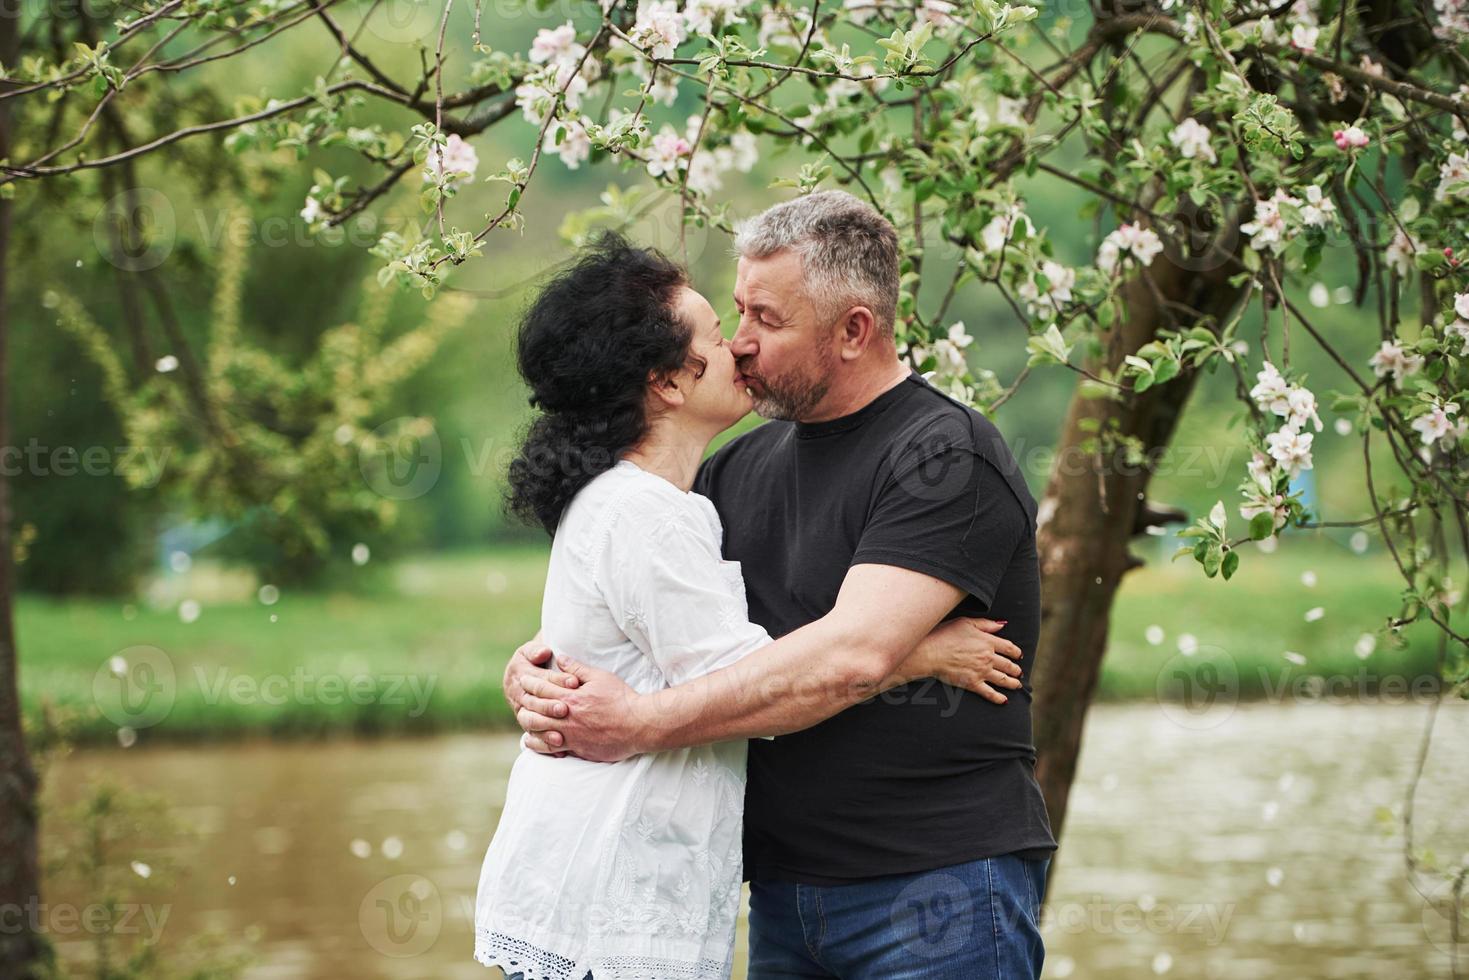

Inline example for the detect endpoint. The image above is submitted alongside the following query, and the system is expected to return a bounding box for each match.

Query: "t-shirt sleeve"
[595,502,772,686]
[849,446,1032,609]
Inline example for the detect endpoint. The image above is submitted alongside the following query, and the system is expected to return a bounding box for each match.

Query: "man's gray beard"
[751,375,831,421]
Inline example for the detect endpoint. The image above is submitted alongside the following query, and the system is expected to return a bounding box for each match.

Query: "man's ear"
[836,306,879,361]
[647,369,687,409]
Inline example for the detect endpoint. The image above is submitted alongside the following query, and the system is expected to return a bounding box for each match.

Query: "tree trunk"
[0,0,45,973]
[1030,197,1251,849]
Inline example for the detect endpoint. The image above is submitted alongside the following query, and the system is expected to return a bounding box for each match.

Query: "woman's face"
[670,285,754,430]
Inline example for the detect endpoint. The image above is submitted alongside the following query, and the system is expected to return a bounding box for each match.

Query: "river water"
[41,703,1469,978]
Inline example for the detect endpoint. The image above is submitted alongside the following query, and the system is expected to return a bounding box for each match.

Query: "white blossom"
[1368,339,1425,387]
[725,131,758,172]
[631,0,688,58]
[1385,228,1421,278]
[683,0,745,34]
[979,205,1034,253]
[1240,194,1289,253]
[646,125,691,178]
[299,195,323,223]
[1436,151,1469,203]
[1265,424,1315,478]
[1411,400,1467,448]
[530,22,580,65]
[545,118,591,170]
[1247,450,1275,493]
[1168,117,1216,163]
[1241,489,1289,530]
[1289,22,1319,51]
[1096,222,1163,275]
[1017,260,1075,316]
[1332,125,1369,150]
[424,134,478,186]
[1250,362,1292,416]
[1299,184,1337,227]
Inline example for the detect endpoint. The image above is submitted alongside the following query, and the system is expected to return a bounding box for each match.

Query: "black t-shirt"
[694,369,1057,884]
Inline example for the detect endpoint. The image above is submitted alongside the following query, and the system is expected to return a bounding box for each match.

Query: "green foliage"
[49,205,473,585]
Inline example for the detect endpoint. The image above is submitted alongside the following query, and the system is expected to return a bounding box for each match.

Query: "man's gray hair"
[733,190,899,339]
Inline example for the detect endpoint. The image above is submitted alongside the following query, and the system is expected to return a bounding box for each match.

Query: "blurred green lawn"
[18,541,1444,744]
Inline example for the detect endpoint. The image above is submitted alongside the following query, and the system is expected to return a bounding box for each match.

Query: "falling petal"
[1304,607,1324,622]
[1145,625,1165,646]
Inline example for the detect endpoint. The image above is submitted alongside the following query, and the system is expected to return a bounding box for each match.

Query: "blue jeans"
[748,854,1048,979]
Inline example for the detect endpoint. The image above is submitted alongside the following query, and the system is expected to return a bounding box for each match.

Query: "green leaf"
[1221,549,1240,580]
[1249,511,1275,540]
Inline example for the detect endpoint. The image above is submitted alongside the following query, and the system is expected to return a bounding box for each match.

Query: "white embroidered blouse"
[474,459,773,980]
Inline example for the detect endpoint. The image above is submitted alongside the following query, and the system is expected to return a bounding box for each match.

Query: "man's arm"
[515,563,966,761]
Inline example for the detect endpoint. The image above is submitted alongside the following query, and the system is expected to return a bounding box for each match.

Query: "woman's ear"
[647,369,686,409]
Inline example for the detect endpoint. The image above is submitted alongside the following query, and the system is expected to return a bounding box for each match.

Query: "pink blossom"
[1333,126,1369,150]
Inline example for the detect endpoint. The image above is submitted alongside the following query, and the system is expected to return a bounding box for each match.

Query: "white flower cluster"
[1445,292,1469,353]
[1411,399,1467,449]
[1250,362,1322,482]
[1241,0,1321,52]
[1239,185,1337,255]
[1096,222,1163,275]
[978,204,1033,254]
[1385,227,1423,277]
[901,322,975,382]
[1368,339,1424,388]
[424,133,480,187]
[1433,0,1469,40]
[1436,151,1469,203]
[1017,260,1076,320]
[680,116,758,192]
[1168,117,1216,163]
[515,21,601,126]
[544,118,593,169]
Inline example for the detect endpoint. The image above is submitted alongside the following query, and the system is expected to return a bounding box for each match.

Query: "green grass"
[18,540,1449,745]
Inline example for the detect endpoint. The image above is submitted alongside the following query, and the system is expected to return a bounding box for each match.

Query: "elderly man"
[504,190,1056,979]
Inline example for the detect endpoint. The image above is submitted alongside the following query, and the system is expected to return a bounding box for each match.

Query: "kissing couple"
[474,190,1056,980]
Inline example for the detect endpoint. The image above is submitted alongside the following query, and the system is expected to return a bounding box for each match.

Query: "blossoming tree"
[3,0,1469,970]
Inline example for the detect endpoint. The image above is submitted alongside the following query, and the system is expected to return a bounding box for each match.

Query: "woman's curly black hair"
[505,232,697,535]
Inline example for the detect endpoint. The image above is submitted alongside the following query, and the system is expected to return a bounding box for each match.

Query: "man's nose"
[730,319,758,357]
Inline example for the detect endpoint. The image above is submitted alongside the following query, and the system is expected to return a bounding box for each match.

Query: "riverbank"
[20,540,1444,744]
